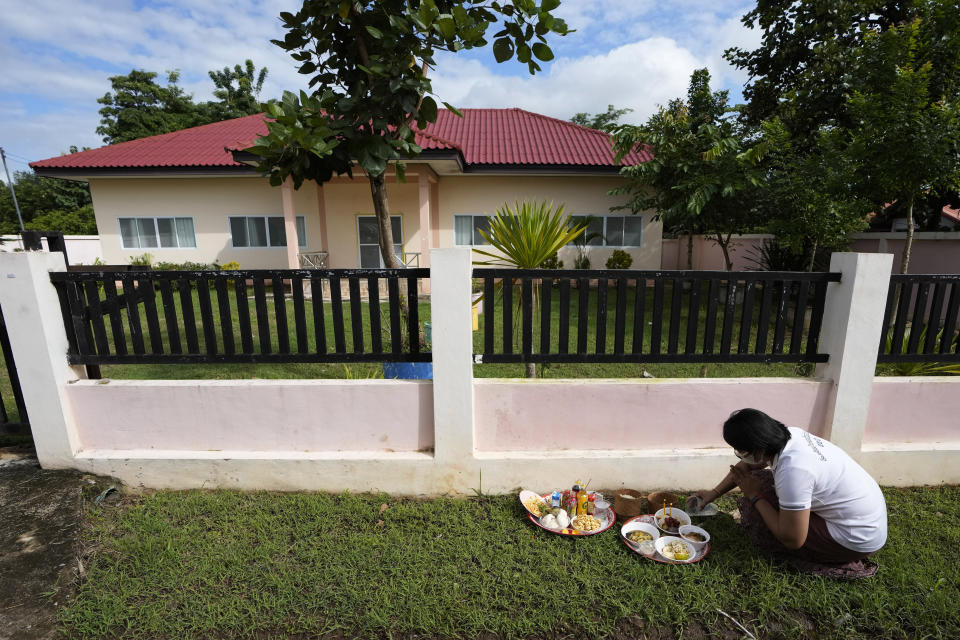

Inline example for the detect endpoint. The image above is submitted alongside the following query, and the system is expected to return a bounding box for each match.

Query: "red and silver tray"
[525,494,616,537]
[620,515,712,563]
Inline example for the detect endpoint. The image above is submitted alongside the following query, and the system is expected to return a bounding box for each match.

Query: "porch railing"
[878,274,960,363]
[50,269,431,366]
[472,269,840,364]
[298,250,329,269]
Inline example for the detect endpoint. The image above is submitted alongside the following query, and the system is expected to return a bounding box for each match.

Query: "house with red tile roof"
[31,108,658,269]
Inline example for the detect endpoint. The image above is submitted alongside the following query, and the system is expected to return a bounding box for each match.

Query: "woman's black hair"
[722,408,791,456]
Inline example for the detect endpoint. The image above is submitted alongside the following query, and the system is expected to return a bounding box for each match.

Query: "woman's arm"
[689,460,755,506]
[731,465,810,549]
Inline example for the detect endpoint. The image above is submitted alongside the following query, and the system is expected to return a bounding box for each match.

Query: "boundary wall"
[1,249,958,493]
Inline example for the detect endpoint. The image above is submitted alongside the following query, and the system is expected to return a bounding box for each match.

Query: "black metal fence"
[0,302,28,428]
[50,269,431,367]
[878,274,960,363]
[472,269,841,364]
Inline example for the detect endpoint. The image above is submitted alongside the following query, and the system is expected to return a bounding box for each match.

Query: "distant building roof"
[31,108,649,174]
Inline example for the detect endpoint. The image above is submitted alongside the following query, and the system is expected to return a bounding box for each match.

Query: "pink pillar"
[316,184,329,253]
[281,178,299,269]
[418,175,433,268]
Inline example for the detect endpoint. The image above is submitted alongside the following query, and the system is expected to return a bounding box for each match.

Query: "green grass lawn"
[61,486,960,640]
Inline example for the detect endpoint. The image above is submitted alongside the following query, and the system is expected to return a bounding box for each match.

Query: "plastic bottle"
[572,484,582,515]
[576,485,588,516]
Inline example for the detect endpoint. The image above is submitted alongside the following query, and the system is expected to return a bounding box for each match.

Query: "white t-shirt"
[771,427,887,553]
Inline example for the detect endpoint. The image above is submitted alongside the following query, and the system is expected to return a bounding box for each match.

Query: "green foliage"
[128,253,153,267]
[253,0,569,268]
[845,13,960,272]
[611,69,768,270]
[97,62,271,144]
[540,252,562,269]
[573,254,590,270]
[152,260,221,271]
[0,169,92,233]
[206,60,268,120]
[24,205,98,235]
[756,119,869,271]
[570,104,633,132]
[604,249,633,270]
[880,327,960,375]
[746,238,832,273]
[97,70,203,144]
[725,1,913,138]
[472,201,583,268]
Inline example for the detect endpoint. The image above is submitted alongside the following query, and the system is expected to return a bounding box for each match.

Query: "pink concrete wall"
[850,235,960,274]
[661,235,771,271]
[67,380,434,452]
[864,378,960,444]
[473,379,832,451]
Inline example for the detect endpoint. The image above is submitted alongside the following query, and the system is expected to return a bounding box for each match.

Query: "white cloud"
[433,37,704,122]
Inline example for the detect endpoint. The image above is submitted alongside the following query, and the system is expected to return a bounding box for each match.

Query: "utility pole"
[0,147,25,231]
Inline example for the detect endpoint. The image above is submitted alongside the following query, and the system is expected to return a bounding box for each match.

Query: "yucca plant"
[880,326,960,376]
[473,201,586,377]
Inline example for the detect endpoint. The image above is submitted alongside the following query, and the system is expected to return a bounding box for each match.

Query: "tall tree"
[206,60,269,119]
[250,0,569,270]
[97,70,202,144]
[611,69,767,270]
[724,1,914,139]
[845,14,960,273]
[0,169,93,234]
[758,120,870,271]
[570,104,632,132]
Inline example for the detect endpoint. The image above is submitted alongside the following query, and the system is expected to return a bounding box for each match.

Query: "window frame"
[568,214,644,248]
[227,215,307,249]
[356,214,404,268]
[117,216,197,250]
[453,214,492,246]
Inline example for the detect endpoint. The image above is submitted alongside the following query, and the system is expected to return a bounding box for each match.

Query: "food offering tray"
[621,515,711,564]
[526,495,617,537]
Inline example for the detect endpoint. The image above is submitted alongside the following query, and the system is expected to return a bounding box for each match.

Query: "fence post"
[0,252,86,466]
[815,252,893,456]
[429,248,476,473]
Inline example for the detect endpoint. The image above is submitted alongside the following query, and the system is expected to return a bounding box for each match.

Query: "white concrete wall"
[1,235,103,265]
[3,249,958,493]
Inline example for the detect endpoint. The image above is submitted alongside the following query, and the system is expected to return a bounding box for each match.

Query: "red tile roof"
[31,109,648,171]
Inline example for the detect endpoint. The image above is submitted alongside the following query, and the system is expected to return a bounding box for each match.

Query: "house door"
[357,215,403,268]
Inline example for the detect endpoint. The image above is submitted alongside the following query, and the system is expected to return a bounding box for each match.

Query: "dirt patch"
[0,449,113,640]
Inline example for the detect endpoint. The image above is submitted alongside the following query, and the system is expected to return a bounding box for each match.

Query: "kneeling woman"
[690,408,887,565]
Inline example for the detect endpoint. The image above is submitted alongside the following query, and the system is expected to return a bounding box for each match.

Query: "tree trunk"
[716,233,733,271]
[369,172,399,269]
[368,170,427,350]
[686,233,694,270]
[806,239,818,273]
[900,194,915,274]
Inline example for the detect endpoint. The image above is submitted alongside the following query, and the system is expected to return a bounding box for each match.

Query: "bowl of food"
[519,490,548,517]
[621,521,659,549]
[678,524,710,551]
[653,507,691,534]
[655,536,697,563]
[571,514,605,533]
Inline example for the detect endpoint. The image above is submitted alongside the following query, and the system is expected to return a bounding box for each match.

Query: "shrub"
[573,254,591,269]
[153,260,219,271]
[220,261,241,271]
[129,253,152,267]
[540,252,562,269]
[605,249,633,269]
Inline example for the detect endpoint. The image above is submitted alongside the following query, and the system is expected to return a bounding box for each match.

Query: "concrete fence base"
[1,249,958,493]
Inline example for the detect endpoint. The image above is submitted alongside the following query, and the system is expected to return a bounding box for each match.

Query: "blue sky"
[0,0,760,172]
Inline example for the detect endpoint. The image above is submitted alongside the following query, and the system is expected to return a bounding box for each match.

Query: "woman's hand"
[686,489,717,512]
[730,465,762,499]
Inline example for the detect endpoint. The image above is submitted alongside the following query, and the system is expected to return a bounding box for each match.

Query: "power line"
[0,147,26,231]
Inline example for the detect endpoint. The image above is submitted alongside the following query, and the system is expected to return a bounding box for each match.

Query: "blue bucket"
[382,362,434,379]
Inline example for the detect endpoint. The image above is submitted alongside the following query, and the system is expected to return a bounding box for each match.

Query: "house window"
[453,214,491,246]
[568,215,643,247]
[357,215,403,268]
[229,216,306,248]
[118,217,196,249]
